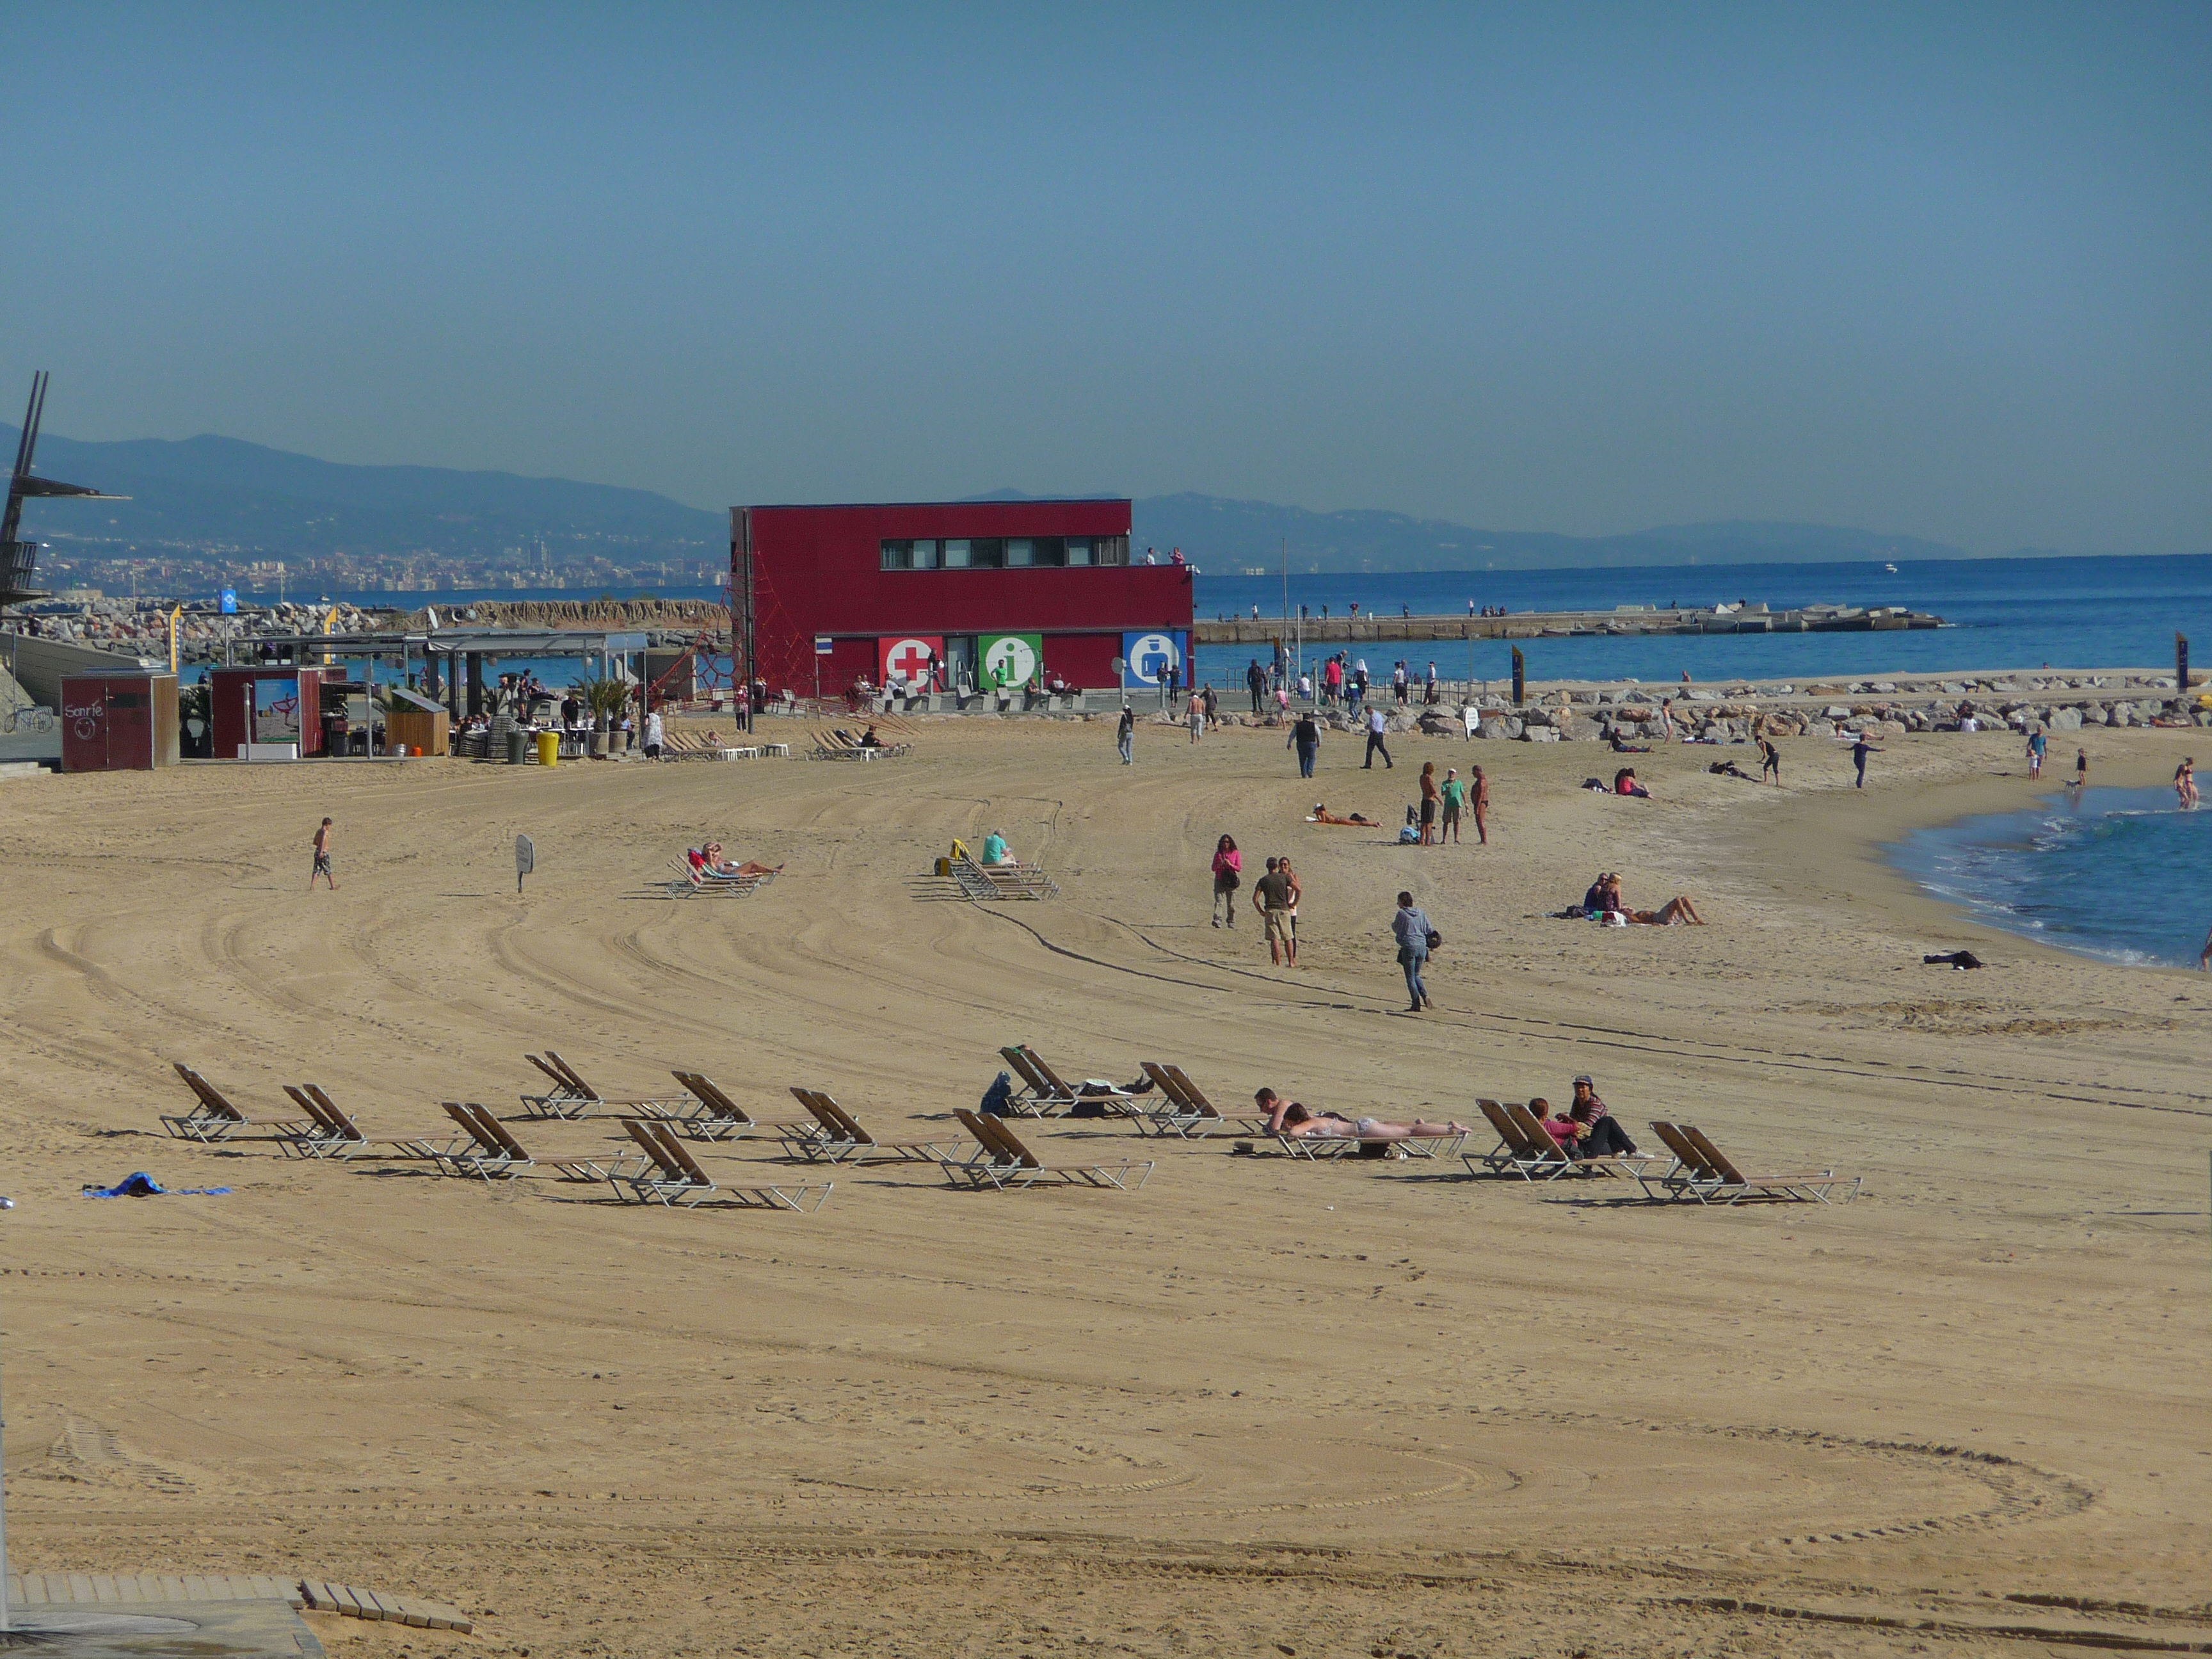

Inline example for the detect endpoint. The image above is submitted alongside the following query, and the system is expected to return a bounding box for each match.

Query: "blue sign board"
[1120,630,1188,691]
[218,589,238,614]
[815,636,835,655]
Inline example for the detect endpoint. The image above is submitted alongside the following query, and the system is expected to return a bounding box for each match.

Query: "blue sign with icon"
[218,589,238,614]
[1121,630,1187,690]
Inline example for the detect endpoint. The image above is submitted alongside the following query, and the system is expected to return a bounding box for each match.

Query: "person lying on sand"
[1600,874,1704,925]
[1254,1088,1464,1141]
[1307,804,1377,826]
[694,842,783,879]
[1609,732,1652,753]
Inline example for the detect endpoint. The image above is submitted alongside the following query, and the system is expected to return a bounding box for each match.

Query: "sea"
[223,551,2212,694]
[1887,787,2209,969]
[1186,552,2212,689]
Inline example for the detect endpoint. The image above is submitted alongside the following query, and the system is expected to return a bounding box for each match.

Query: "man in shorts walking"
[310,817,337,890]
[1253,856,1298,967]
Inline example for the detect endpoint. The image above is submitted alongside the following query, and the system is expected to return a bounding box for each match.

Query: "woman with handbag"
[1211,834,1243,929]
[1391,890,1436,1012]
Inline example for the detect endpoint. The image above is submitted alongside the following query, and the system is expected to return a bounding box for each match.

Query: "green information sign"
[981,633,1044,689]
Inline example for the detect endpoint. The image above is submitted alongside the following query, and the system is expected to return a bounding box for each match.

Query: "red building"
[735,500,1193,695]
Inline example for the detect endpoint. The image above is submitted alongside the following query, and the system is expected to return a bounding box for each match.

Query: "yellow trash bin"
[536,730,560,767]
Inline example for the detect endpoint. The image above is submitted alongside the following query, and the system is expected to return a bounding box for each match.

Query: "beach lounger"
[161,1063,309,1144]
[518,1052,692,1119]
[664,856,775,898]
[1644,1122,1860,1205]
[616,1119,833,1210]
[1134,1062,1271,1138]
[1462,1098,1576,1180]
[951,855,1060,901]
[432,1102,642,1183]
[668,1070,815,1142]
[943,1109,1153,1192]
[1476,1102,1662,1183]
[997,1045,1144,1118]
[810,728,879,760]
[779,1089,959,1164]
[278,1084,440,1162]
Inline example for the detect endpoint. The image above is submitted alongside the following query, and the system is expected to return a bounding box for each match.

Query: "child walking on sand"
[310,817,337,890]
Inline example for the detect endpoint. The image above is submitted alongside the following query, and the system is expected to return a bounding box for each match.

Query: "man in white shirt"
[644,709,664,760]
[1363,704,1393,770]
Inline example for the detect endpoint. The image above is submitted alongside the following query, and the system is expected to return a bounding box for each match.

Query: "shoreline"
[1702,730,2202,977]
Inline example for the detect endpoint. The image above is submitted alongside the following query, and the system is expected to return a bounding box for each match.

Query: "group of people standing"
[1210,835,1304,967]
[1414,760,1487,844]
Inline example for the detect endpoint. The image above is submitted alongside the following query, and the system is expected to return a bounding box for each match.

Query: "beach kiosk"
[383,685,450,757]
[209,665,329,760]
[59,671,180,773]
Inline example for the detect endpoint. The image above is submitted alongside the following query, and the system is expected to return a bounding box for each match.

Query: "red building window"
[881,535,1128,572]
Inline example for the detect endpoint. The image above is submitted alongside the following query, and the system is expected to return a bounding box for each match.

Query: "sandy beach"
[1,715,2206,1656]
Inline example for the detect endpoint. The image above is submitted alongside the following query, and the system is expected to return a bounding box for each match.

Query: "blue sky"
[3,3,2207,552]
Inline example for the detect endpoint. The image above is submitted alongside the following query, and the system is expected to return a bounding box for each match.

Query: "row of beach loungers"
[947,855,1060,902]
[661,860,778,899]
[160,1060,1152,1208]
[811,726,912,760]
[990,1045,1857,1201]
[159,1049,1856,1211]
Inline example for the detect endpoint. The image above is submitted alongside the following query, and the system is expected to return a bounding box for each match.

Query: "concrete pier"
[1193,602,1943,646]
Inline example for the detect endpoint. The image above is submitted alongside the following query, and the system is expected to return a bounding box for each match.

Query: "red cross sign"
[878,636,943,689]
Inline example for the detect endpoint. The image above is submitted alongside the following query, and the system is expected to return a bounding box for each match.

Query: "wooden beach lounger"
[616,1119,833,1211]
[997,1045,1143,1118]
[432,1102,643,1183]
[1643,1121,1860,1205]
[944,1110,1153,1192]
[951,855,1060,901]
[1463,1101,1664,1183]
[278,1084,440,1162]
[1463,1098,1577,1180]
[780,1089,959,1164]
[518,1052,692,1119]
[1134,1062,1271,1139]
[663,857,774,898]
[161,1063,310,1144]
[668,1070,815,1142]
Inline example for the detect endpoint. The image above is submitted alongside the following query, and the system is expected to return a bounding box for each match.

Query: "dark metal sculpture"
[4,372,122,607]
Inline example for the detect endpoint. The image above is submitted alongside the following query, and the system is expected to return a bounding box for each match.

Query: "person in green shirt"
[1439,767,1466,844]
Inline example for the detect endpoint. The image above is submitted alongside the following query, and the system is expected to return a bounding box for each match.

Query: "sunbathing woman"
[1255,1087,1464,1141]
[698,841,783,879]
[1601,874,1704,925]
[1308,804,1379,826]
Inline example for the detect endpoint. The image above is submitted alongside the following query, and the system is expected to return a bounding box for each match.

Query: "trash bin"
[536,729,561,767]
[507,728,531,764]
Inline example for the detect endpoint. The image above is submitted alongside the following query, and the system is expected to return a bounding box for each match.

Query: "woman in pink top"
[1211,834,1243,929]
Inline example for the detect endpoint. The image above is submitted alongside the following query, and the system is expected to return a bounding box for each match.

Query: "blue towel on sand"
[83,1172,231,1199]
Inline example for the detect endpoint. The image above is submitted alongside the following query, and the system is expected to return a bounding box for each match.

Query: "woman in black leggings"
[1566,1074,1638,1158]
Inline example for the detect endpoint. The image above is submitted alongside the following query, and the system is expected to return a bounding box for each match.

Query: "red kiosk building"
[735,499,1192,696]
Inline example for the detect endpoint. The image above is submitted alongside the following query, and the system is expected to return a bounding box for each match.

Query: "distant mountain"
[1128,493,1969,573]
[3,426,723,561]
[6,425,1972,573]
